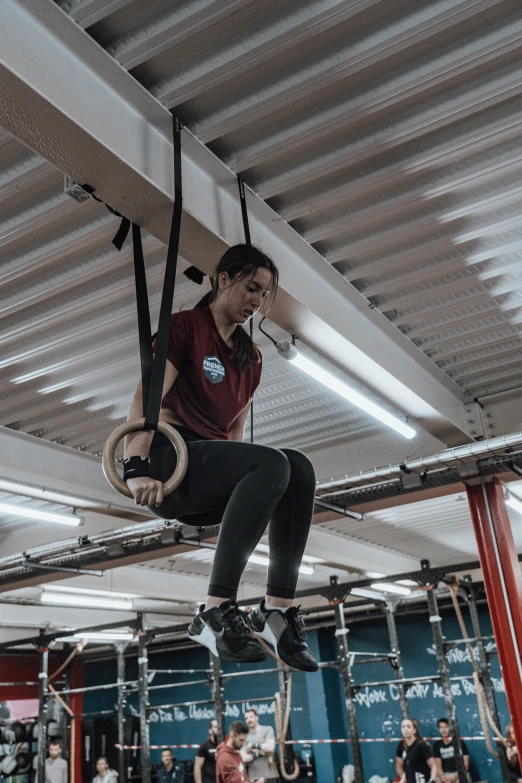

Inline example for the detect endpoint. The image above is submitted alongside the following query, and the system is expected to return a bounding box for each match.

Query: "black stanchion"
[37,644,49,783]
[210,653,224,743]
[332,598,364,783]
[137,629,151,783]
[384,599,409,720]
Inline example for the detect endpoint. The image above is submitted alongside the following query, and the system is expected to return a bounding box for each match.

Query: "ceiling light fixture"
[58,631,136,643]
[365,571,386,579]
[0,501,83,526]
[45,585,138,600]
[277,342,416,440]
[371,582,412,596]
[351,587,382,599]
[248,554,314,576]
[41,593,133,610]
[0,478,95,509]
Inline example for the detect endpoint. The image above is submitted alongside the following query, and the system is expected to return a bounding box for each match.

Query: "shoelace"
[286,606,309,642]
[222,601,251,637]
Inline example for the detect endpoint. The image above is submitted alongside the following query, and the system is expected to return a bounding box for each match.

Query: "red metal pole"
[466,478,522,747]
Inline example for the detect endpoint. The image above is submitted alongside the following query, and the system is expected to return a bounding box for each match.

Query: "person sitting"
[216,721,265,783]
[506,723,522,783]
[432,718,469,782]
[92,757,118,783]
[156,749,184,783]
[396,719,437,783]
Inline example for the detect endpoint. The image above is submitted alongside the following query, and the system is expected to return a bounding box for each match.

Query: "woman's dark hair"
[194,244,278,372]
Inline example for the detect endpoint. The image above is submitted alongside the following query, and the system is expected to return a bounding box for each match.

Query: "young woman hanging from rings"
[123,244,318,672]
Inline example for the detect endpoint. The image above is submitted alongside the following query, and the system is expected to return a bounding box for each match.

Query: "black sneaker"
[188,599,266,663]
[248,599,318,672]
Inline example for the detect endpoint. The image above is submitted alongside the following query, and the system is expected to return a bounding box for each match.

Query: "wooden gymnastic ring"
[102,419,188,500]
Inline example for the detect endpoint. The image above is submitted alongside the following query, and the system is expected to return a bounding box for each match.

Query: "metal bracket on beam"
[314,499,363,520]
[21,557,105,577]
[320,575,352,604]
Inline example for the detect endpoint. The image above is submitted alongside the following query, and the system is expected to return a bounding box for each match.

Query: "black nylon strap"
[131,222,153,415]
[238,176,254,444]
[143,116,183,431]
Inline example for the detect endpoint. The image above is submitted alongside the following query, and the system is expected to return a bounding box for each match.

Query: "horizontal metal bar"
[148,678,210,692]
[316,430,522,492]
[21,558,105,577]
[149,668,211,675]
[0,617,139,651]
[47,679,137,696]
[444,635,495,646]
[314,499,363,520]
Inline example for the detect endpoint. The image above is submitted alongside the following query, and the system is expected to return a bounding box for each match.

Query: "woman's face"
[96,759,108,775]
[401,720,416,739]
[217,267,272,324]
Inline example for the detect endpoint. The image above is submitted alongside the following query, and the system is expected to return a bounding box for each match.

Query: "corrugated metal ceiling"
[52,0,522,402]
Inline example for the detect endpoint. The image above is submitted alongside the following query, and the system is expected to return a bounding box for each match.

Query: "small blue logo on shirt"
[203,356,225,384]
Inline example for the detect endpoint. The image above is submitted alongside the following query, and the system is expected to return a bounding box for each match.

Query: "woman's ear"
[217,270,229,292]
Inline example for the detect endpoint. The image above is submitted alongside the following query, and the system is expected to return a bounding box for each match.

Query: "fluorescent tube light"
[0,501,83,526]
[59,631,136,642]
[45,585,138,600]
[0,479,92,508]
[365,571,386,579]
[396,579,418,587]
[506,493,522,515]
[351,587,382,599]
[255,542,323,564]
[277,343,415,439]
[42,593,133,610]
[371,582,412,596]
[248,554,314,576]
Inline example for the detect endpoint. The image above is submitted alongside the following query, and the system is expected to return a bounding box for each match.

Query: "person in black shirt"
[157,749,184,783]
[432,718,469,782]
[194,720,218,783]
[396,718,437,783]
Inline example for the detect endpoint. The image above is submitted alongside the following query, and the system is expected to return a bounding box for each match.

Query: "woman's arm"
[396,756,404,780]
[427,757,438,780]
[124,361,179,507]
[124,361,179,457]
[229,403,251,442]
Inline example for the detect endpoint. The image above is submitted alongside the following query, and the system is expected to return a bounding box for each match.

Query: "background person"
[432,718,469,782]
[157,748,184,783]
[92,757,118,783]
[506,723,522,783]
[194,719,218,783]
[45,741,68,783]
[216,721,265,783]
[396,719,437,783]
[241,709,279,782]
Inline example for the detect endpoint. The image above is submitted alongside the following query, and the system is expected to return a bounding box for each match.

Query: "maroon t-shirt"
[158,307,262,440]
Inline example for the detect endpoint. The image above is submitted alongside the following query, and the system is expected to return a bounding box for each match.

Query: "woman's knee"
[280,448,316,488]
[250,444,291,487]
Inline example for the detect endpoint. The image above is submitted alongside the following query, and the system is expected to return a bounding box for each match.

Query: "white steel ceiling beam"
[0,0,471,445]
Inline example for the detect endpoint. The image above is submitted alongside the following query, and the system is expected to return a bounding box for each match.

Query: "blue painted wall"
[83,605,509,783]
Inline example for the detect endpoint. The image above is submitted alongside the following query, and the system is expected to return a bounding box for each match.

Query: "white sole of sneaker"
[188,623,218,657]
[256,617,279,652]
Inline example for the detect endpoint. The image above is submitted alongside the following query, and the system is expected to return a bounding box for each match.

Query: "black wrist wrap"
[123,456,151,482]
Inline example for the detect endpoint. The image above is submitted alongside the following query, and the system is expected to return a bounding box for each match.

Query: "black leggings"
[149,431,316,599]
